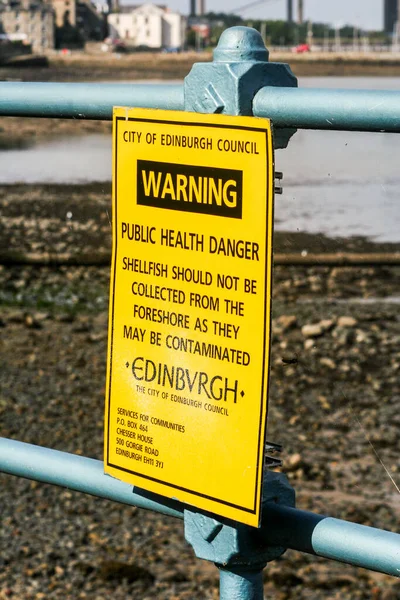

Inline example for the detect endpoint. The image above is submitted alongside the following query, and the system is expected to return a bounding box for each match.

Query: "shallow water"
[1,76,399,242]
[0,134,111,185]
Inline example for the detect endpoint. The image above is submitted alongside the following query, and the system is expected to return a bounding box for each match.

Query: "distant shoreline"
[1,51,400,82]
[274,51,400,77]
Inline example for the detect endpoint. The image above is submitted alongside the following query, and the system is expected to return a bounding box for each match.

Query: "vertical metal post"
[184,28,297,600]
[184,25,297,147]
[219,567,264,600]
[184,473,295,600]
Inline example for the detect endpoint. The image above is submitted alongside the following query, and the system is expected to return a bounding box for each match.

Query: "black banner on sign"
[137,159,243,219]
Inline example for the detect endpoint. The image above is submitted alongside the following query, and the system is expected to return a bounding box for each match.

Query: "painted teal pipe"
[0,82,184,119]
[253,86,400,132]
[262,503,400,577]
[219,568,264,600]
[2,82,400,133]
[0,437,183,519]
[1,438,399,577]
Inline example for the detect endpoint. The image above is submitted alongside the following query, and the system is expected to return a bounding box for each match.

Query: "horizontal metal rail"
[264,504,400,578]
[253,87,400,132]
[1,83,400,133]
[0,437,183,519]
[1,437,399,577]
[0,82,184,119]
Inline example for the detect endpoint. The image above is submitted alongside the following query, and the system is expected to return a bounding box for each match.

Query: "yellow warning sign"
[104,107,274,527]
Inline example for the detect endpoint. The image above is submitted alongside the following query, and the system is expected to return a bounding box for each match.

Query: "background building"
[52,0,75,27]
[0,0,54,51]
[108,3,186,49]
[53,0,105,39]
[384,0,399,33]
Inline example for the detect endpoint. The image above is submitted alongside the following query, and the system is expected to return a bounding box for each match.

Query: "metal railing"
[1,81,400,133]
[1,438,399,578]
[1,25,399,600]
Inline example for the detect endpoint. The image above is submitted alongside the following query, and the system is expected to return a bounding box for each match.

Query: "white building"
[108,3,186,49]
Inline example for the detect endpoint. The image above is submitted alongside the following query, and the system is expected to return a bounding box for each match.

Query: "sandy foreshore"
[1,50,400,84]
[1,64,400,596]
[0,181,399,599]
[0,116,112,149]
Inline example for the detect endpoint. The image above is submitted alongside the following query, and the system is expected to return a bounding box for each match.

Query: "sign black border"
[106,114,273,517]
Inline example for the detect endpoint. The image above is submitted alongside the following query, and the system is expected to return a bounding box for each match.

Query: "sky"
[162,0,384,31]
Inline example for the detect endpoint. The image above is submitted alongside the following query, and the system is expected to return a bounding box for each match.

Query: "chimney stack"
[287,0,293,23]
[298,0,303,25]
